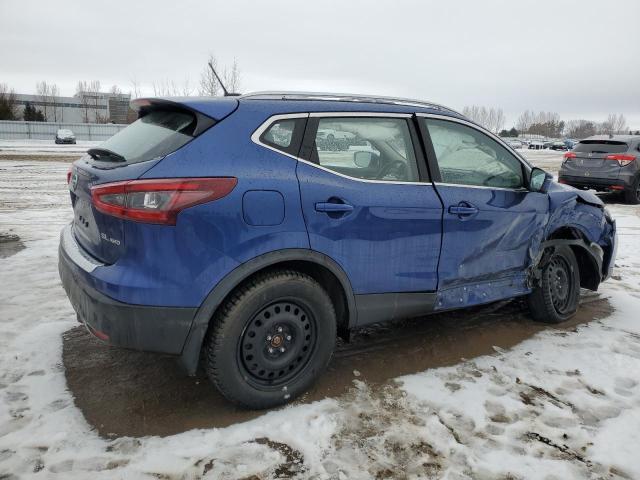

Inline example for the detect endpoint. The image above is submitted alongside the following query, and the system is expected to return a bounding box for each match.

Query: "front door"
[296,114,443,299]
[419,115,548,309]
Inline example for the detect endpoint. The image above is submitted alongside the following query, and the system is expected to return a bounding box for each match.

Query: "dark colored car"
[549,141,568,151]
[559,135,640,203]
[59,92,617,408]
[55,129,76,144]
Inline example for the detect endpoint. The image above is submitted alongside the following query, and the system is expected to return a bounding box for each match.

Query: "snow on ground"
[1,155,640,479]
[0,140,101,157]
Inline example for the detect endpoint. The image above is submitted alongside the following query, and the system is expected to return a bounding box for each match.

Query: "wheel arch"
[539,226,603,291]
[178,249,356,376]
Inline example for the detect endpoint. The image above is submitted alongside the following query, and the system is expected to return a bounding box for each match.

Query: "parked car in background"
[506,139,523,149]
[549,141,568,151]
[528,140,544,150]
[55,129,76,144]
[59,92,616,409]
[543,141,553,149]
[559,135,640,204]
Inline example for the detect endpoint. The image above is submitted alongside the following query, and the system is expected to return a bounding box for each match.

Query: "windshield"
[95,109,197,164]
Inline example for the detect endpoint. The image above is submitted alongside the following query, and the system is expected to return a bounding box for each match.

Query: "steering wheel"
[376,159,407,180]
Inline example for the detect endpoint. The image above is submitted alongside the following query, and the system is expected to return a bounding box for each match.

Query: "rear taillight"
[67,166,72,184]
[91,177,237,225]
[563,152,577,160]
[605,154,636,166]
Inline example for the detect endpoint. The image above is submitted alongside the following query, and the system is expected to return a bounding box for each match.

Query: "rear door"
[418,115,548,307]
[296,113,443,296]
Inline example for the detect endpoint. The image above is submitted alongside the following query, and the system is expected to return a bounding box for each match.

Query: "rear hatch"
[567,140,629,176]
[69,100,223,264]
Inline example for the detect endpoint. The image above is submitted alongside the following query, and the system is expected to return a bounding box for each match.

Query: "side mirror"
[529,167,551,193]
[353,151,373,168]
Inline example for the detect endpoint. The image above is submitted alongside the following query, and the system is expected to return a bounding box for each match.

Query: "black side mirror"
[529,167,552,193]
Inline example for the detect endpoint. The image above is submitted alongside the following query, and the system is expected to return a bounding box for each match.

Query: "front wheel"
[205,270,336,409]
[527,245,580,323]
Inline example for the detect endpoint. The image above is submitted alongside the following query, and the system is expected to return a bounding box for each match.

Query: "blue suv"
[59,92,617,408]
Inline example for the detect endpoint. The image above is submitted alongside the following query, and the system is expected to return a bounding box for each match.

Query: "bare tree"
[49,84,61,122]
[0,83,18,120]
[516,110,534,135]
[199,54,221,96]
[565,119,597,139]
[76,80,91,123]
[130,77,143,99]
[35,81,50,121]
[199,54,242,96]
[601,113,628,135]
[462,105,505,133]
[223,58,241,93]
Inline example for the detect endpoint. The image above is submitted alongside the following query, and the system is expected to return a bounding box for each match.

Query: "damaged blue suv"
[59,92,617,408]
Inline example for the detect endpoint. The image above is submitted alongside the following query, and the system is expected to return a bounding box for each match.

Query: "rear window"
[574,140,628,154]
[94,109,200,164]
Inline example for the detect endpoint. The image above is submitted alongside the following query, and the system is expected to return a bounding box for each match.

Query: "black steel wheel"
[205,270,336,409]
[527,245,580,323]
[239,300,316,387]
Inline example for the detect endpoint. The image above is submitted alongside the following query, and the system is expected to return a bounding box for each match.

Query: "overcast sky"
[1,0,639,129]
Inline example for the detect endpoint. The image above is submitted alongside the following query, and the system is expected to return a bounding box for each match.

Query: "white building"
[14,91,131,124]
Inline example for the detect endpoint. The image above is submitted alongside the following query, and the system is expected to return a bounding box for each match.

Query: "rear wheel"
[527,245,580,324]
[205,270,336,409]
[623,176,640,204]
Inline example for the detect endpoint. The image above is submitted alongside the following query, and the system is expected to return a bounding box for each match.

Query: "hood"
[547,181,603,209]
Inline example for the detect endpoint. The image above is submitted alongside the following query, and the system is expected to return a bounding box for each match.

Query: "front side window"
[423,118,524,189]
[312,117,419,182]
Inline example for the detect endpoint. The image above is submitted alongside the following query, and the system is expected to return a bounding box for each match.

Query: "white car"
[507,139,523,149]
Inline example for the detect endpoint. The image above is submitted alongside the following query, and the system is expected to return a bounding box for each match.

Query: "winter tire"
[527,245,580,324]
[204,270,336,409]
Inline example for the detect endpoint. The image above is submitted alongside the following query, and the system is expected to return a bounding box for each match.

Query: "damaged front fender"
[527,184,616,291]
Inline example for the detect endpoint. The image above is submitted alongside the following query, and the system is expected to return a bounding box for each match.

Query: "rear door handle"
[315,202,354,213]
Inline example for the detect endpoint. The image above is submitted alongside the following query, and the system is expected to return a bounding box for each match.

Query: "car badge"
[585,171,590,176]
[588,152,593,158]
[71,171,79,191]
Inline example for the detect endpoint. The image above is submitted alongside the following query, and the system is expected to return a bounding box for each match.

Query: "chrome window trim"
[250,113,309,161]
[251,112,431,186]
[434,182,530,193]
[309,111,412,118]
[416,113,533,172]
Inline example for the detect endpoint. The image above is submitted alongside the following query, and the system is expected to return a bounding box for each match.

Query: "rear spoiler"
[131,97,239,122]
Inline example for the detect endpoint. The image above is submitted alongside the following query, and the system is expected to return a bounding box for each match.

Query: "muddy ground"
[62,293,611,438]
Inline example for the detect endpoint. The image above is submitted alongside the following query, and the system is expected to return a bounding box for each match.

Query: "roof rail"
[240,91,463,116]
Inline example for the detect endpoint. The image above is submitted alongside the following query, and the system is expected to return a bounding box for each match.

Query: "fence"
[0,120,127,141]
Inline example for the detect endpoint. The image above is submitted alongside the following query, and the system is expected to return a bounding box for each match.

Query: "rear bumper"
[58,224,196,354]
[558,175,629,192]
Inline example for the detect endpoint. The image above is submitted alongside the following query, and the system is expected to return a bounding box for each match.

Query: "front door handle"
[315,202,354,213]
[449,202,478,218]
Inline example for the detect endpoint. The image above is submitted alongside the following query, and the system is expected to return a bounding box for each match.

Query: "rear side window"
[259,118,306,157]
[574,140,628,154]
[310,117,420,182]
[93,109,201,165]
